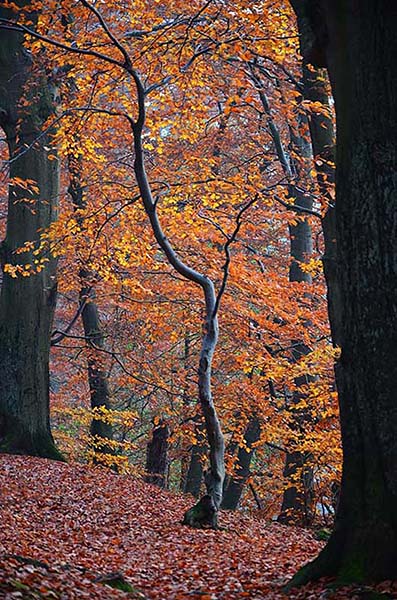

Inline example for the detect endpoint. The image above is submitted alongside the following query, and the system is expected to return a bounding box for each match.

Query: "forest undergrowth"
[0,456,395,599]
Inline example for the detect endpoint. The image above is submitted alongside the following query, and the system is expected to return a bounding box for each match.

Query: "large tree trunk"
[0,3,62,459]
[289,0,397,585]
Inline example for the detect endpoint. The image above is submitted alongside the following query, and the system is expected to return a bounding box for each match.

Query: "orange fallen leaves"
[1,455,395,599]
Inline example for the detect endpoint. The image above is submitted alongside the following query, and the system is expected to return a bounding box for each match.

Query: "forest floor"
[0,456,396,599]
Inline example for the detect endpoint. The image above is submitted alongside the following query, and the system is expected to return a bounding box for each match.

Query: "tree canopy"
[1,0,396,595]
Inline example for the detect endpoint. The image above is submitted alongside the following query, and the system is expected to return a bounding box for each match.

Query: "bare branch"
[50,297,88,345]
[79,0,132,68]
[273,193,321,219]
[0,20,125,68]
[213,194,259,318]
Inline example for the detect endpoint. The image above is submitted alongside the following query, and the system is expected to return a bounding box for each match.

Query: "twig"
[213,194,258,318]
[273,193,321,219]
[50,296,90,345]
[79,0,132,68]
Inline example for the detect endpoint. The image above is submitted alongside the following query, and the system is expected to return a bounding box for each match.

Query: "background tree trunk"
[289,0,397,584]
[0,3,62,459]
[278,184,315,526]
[253,74,316,525]
[184,442,205,498]
[80,273,114,456]
[183,417,206,497]
[145,421,169,488]
[66,157,114,461]
[292,0,339,346]
[221,417,261,510]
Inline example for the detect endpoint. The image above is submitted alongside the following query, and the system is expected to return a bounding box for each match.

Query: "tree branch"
[79,0,132,68]
[50,296,89,346]
[213,194,259,318]
[0,20,125,68]
[273,193,321,218]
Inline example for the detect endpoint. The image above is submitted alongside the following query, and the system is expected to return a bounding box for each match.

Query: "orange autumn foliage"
[0,0,340,517]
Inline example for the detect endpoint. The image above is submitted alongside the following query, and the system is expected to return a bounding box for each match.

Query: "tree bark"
[289,0,397,585]
[278,185,315,526]
[221,417,261,510]
[292,0,340,346]
[130,70,225,526]
[184,441,205,498]
[183,416,206,497]
[79,272,114,456]
[145,421,169,488]
[67,160,114,461]
[0,2,62,459]
[253,69,316,525]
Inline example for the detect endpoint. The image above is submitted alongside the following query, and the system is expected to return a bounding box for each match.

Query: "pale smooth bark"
[131,83,225,513]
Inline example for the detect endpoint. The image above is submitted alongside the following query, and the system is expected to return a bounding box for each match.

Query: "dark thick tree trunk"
[221,417,260,510]
[289,0,397,585]
[145,421,169,488]
[0,3,62,459]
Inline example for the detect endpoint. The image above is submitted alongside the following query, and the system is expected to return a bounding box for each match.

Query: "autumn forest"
[1,1,397,598]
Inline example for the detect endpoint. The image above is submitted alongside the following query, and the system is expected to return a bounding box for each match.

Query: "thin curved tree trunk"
[129,71,225,526]
[0,2,62,459]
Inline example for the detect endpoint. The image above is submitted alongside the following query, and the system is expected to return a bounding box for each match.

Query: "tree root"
[182,494,218,529]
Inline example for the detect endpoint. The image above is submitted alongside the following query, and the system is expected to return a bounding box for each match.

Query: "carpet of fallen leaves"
[1,456,397,599]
